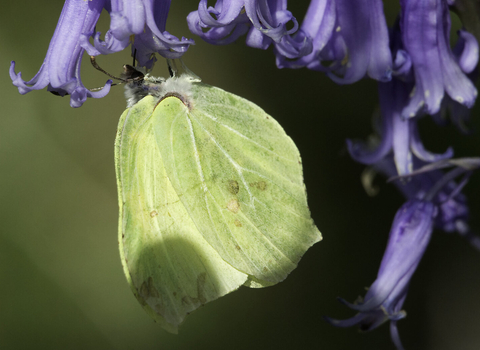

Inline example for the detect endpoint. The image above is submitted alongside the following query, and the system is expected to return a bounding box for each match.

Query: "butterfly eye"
[122,65,145,81]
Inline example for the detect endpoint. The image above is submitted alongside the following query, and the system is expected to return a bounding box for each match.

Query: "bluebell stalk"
[9,0,193,107]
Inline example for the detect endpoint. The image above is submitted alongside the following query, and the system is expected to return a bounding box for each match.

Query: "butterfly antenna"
[132,49,137,67]
[90,56,125,81]
[166,58,201,82]
[179,58,201,82]
[87,57,145,92]
[166,58,179,77]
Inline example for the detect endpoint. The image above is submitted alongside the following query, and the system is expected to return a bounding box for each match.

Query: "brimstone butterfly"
[114,67,322,333]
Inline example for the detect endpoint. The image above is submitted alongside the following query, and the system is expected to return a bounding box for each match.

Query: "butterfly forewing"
[153,84,322,285]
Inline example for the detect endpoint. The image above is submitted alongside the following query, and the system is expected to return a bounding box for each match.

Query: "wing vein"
[191,111,304,204]
[200,109,296,163]
[187,112,294,264]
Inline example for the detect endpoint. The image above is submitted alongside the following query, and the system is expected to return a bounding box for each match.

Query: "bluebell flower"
[335,3,478,343]
[430,30,479,132]
[274,0,335,69]
[328,155,480,348]
[326,200,436,350]
[10,0,193,107]
[10,0,110,108]
[347,78,453,176]
[187,0,313,59]
[278,0,393,84]
[399,0,478,117]
[347,16,479,175]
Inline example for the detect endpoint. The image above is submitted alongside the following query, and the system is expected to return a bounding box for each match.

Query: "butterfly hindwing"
[115,95,248,333]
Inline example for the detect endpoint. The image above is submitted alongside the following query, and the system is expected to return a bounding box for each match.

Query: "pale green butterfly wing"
[153,82,322,286]
[115,95,248,333]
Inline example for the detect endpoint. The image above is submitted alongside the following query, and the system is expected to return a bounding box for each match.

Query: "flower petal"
[277,0,336,68]
[455,30,479,74]
[438,6,478,108]
[351,201,435,311]
[327,0,392,84]
[197,0,245,27]
[137,0,194,59]
[390,321,406,350]
[409,121,454,162]
[110,0,147,37]
[188,0,310,58]
[10,0,106,107]
[400,0,477,116]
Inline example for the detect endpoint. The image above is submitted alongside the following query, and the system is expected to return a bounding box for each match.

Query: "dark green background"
[1,1,480,349]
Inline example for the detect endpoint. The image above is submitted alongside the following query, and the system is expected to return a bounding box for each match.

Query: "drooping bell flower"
[399,0,478,117]
[326,200,436,350]
[187,0,313,59]
[347,78,453,176]
[10,0,193,107]
[277,0,392,84]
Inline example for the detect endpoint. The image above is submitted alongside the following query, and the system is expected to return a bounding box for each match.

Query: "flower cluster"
[10,0,193,107]
[9,0,480,348]
[187,0,479,348]
[329,155,476,350]
[187,0,313,60]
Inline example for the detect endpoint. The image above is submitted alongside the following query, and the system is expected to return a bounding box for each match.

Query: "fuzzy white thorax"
[124,73,200,108]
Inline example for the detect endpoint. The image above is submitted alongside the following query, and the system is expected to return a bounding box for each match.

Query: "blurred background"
[1,1,480,349]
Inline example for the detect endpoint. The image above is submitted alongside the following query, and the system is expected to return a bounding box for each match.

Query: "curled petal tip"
[389,310,407,321]
[337,296,362,310]
[89,79,113,98]
[323,315,340,326]
[456,30,479,74]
